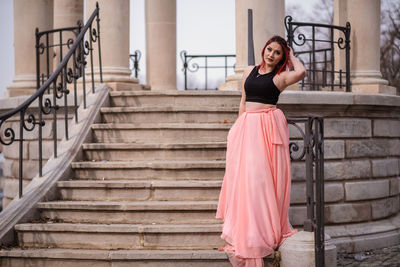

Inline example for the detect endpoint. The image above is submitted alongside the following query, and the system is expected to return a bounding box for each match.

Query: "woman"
[216,35,306,267]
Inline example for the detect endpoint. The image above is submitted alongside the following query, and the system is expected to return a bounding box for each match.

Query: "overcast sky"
[0,0,317,98]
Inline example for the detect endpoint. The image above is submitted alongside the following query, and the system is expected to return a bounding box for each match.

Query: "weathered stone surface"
[28,140,55,160]
[3,177,30,199]
[2,142,28,160]
[372,158,399,177]
[324,118,371,138]
[325,140,345,159]
[325,183,345,202]
[370,196,400,220]
[373,119,400,137]
[325,160,371,180]
[389,177,399,196]
[345,180,390,201]
[289,206,307,227]
[291,182,343,203]
[291,162,306,181]
[325,203,371,223]
[345,139,399,158]
[287,140,344,160]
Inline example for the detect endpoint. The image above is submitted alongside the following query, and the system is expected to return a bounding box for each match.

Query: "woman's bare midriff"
[245,101,275,111]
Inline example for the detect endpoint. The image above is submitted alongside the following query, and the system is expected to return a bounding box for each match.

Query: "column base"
[279,231,337,267]
[84,66,142,91]
[351,84,397,95]
[351,70,397,95]
[6,75,37,98]
[218,73,242,91]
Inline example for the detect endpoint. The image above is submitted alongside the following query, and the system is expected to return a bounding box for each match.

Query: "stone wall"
[0,94,79,208]
[279,91,400,251]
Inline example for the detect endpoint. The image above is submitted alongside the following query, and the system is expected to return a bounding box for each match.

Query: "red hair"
[258,35,290,75]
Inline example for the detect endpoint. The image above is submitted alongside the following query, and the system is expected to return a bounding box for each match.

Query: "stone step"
[71,160,225,180]
[100,106,237,123]
[91,123,231,143]
[38,200,220,224]
[57,180,222,201]
[109,90,241,107]
[15,223,224,250]
[0,248,232,267]
[82,142,227,161]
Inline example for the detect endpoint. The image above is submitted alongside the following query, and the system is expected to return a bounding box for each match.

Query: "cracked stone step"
[82,142,227,161]
[100,106,237,123]
[91,123,231,143]
[0,248,232,267]
[57,180,222,201]
[71,160,225,180]
[15,223,224,250]
[109,90,241,107]
[38,200,220,224]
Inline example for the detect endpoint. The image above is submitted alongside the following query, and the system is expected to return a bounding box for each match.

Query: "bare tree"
[381,0,400,94]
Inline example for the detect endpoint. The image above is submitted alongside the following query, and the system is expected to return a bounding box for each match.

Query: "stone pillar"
[145,0,176,91]
[346,0,395,94]
[53,0,83,71]
[219,0,285,91]
[6,0,53,97]
[279,231,337,267]
[85,0,139,91]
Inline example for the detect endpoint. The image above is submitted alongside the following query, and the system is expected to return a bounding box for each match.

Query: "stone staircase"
[1,90,265,266]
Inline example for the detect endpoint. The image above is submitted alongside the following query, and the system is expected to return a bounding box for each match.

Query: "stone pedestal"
[219,0,285,91]
[145,0,177,91]
[346,0,396,95]
[6,0,53,97]
[85,0,138,91]
[279,231,337,267]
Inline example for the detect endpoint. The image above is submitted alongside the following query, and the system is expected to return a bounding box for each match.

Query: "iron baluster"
[81,38,87,109]
[52,79,57,158]
[330,27,334,91]
[46,33,50,82]
[205,56,208,90]
[18,112,23,198]
[304,117,314,231]
[89,24,95,93]
[73,50,78,123]
[96,2,103,83]
[345,22,351,92]
[63,65,69,140]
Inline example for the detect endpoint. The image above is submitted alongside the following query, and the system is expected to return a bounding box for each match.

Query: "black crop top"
[244,66,281,105]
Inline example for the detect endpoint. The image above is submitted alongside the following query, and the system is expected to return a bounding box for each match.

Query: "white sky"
[0,0,317,98]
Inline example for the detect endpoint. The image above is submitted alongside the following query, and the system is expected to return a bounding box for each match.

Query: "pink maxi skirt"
[216,107,297,267]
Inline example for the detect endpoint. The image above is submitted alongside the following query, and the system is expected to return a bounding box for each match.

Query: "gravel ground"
[337,244,400,267]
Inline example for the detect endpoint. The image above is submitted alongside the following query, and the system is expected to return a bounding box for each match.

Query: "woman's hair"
[258,35,290,75]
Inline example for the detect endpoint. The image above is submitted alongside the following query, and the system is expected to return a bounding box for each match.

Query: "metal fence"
[0,3,102,198]
[180,51,235,90]
[285,15,351,92]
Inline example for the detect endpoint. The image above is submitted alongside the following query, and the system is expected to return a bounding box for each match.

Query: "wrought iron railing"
[180,51,235,90]
[287,116,325,267]
[129,50,141,79]
[0,3,102,198]
[285,16,351,92]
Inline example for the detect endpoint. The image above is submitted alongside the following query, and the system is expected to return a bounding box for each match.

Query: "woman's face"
[264,42,283,68]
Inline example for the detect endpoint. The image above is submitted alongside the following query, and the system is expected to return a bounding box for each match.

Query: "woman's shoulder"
[244,65,256,76]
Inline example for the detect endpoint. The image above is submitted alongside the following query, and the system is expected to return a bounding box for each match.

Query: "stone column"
[6,0,53,97]
[145,0,176,91]
[346,0,395,94]
[53,0,83,71]
[85,0,139,91]
[219,0,285,91]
